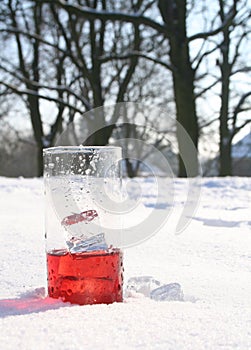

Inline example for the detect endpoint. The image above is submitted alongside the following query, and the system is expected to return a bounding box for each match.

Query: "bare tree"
[0,0,71,175]
[1,0,250,178]
[0,0,167,176]
[0,0,159,175]
[46,0,243,176]
[217,0,251,175]
[45,0,194,176]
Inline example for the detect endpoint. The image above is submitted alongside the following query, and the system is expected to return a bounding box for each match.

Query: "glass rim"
[43,145,122,155]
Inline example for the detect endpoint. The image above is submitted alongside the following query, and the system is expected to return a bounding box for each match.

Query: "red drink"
[47,248,123,305]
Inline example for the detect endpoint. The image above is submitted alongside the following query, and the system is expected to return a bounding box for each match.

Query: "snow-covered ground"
[0,176,251,349]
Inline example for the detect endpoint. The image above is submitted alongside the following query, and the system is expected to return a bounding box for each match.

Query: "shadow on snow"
[0,288,71,318]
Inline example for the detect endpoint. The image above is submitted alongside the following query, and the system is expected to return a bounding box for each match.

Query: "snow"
[0,176,251,349]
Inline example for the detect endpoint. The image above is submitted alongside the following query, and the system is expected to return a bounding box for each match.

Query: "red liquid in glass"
[47,248,123,305]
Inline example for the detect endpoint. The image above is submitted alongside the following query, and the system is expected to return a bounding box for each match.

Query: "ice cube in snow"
[126,276,161,297]
[150,283,184,301]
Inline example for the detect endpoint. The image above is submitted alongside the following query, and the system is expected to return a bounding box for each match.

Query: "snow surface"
[0,176,251,350]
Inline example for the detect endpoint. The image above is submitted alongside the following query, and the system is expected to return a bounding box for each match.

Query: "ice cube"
[64,218,102,241]
[61,210,98,226]
[126,276,161,297]
[150,283,184,301]
[62,210,108,253]
[67,232,108,253]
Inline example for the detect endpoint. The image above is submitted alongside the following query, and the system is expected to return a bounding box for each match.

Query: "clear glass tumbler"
[43,146,123,305]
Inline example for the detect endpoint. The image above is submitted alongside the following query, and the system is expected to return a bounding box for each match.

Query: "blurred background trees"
[0,0,250,177]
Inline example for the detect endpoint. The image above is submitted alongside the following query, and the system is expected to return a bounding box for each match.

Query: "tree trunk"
[218,0,236,176]
[83,124,116,146]
[36,145,44,178]
[173,67,198,177]
[219,138,232,175]
[158,0,199,177]
[219,63,232,176]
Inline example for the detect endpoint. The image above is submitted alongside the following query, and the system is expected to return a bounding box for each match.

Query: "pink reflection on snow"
[0,288,70,317]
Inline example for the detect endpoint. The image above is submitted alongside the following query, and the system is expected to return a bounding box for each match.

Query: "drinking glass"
[43,146,123,305]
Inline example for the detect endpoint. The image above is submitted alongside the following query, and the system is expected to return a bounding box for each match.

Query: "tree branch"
[193,42,221,71]
[42,0,167,34]
[195,78,221,99]
[0,27,66,54]
[232,66,251,74]
[188,6,237,42]
[0,81,85,115]
[231,119,251,140]
[232,91,251,131]
[99,51,174,71]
